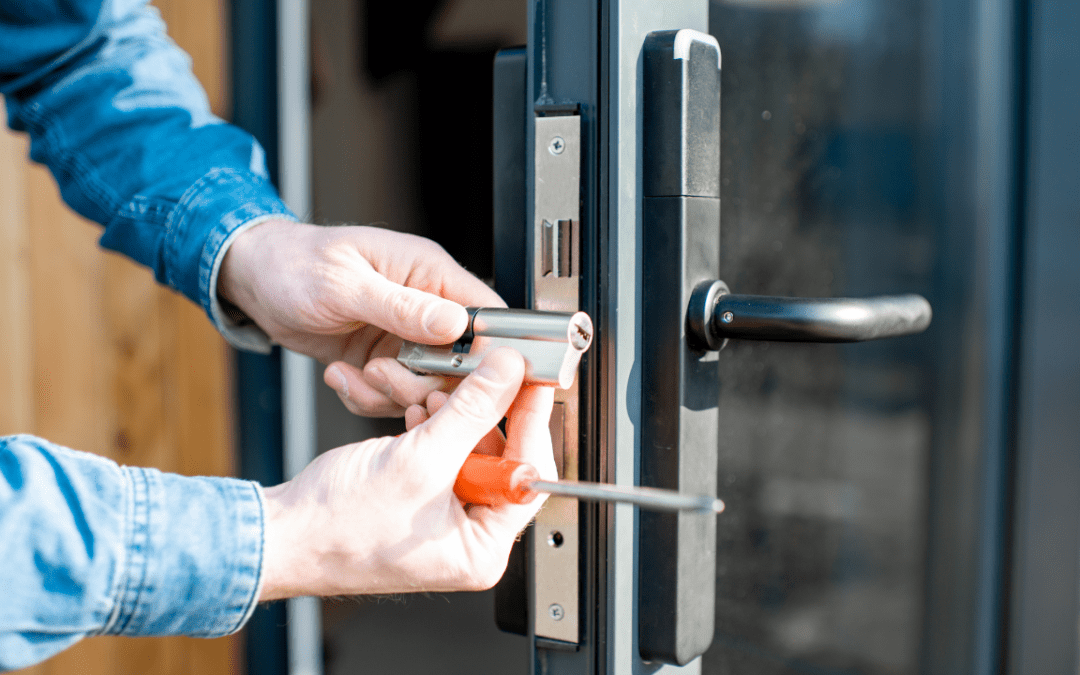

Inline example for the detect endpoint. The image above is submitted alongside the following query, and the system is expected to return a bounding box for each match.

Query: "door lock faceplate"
[531,111,583,646]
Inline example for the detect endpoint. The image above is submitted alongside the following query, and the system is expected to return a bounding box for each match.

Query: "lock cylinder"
[398,308,593,389]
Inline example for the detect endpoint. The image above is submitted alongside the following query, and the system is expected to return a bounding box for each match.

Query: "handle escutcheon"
[687,280,932,349]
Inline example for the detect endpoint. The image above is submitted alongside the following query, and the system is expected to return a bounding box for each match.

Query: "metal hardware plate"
[532,113,581,645]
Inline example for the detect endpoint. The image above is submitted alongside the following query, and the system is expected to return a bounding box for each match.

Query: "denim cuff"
[206,214,293,354]
[165,167,294,353]
[101,468,265,638]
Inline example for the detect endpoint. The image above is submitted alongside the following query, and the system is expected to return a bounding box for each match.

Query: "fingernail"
[368,368,393,397]
[328,365,349,398]
[423,302,463,341]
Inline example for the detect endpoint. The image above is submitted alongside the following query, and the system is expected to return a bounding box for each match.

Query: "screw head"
[451,354,464,367]
[548,136,565,155]
[721,311,734,324]
[548,603,565,621]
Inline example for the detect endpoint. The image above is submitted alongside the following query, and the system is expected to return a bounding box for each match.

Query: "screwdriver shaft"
[528,479,725,513]
[453,452,724,513]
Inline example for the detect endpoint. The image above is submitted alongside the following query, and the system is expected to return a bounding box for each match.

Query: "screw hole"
[547,531,564,548]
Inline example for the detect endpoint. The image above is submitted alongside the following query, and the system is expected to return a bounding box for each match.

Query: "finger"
[425,390,450,414]
[335,326,390,375]
[473,425,507,458]
[465,386,556,538]
[380,235,506,310]
[423,390,504,456]
[405,404,429,431]
[324,362,405,417]
[353,273,471,345]
[408,347,524,473]
[503,386,557,480]
[365,357,447,409]
[368,331,403,361]
[423,262,506,310]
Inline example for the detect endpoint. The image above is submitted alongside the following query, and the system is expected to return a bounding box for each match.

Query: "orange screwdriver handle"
[455,453,540,506]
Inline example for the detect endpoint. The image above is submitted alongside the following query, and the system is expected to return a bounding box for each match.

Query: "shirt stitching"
[113,467,151,635]
[94,465,133,635]
[226,481,265,634]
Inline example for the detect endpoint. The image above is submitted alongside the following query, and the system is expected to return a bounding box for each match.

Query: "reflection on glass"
[706,1,978,672]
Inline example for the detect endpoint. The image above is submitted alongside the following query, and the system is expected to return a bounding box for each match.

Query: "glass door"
[702,0,1026,672]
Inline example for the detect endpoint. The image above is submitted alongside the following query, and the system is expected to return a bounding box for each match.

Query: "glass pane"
[706,1,984,672]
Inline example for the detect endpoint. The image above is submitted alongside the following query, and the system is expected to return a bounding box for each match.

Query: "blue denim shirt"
[1,0,289,668]
[0,437,265,671]
[1,0,294,353]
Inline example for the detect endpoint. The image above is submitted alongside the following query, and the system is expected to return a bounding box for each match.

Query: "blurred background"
[2,0,1076,673]
[0,1,238,673]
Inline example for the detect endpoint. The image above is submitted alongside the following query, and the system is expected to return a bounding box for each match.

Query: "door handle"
[686,280,932,350]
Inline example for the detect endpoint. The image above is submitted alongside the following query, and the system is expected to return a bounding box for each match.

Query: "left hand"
[218,219,504,416]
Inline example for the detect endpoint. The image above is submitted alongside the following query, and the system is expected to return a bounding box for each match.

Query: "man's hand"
[258,348,556,598]
[218,219,504,416]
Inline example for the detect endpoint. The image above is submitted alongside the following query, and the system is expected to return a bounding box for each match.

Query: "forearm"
[0,436,264,671]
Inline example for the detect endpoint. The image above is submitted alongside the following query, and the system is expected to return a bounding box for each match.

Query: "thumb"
[411,348,525,472]
[357,274,469,344]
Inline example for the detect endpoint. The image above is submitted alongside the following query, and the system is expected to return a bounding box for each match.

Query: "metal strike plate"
[397,308,593,389]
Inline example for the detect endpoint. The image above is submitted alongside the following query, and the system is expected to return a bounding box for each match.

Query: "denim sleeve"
[0,0,291,353]
[0,435,265,671]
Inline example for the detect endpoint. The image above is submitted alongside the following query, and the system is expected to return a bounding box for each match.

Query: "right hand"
[258,348,556,599]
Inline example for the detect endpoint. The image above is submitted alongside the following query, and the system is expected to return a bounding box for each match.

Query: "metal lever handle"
[687,280,932,350]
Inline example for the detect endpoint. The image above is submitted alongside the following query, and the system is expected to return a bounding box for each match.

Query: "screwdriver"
[456,453,725,514]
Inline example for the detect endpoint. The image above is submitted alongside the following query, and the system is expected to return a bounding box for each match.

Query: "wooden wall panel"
[2,1,242,673]
[0,131,33,436]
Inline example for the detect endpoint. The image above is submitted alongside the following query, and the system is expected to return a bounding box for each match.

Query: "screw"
[548,604,565,621]
[721,311,734,324]
[548,136,565,155]
[451,354,464,367]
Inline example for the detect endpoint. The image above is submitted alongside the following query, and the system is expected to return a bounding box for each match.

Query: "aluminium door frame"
[524,1,710,673]
[1005,0,1080,672]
